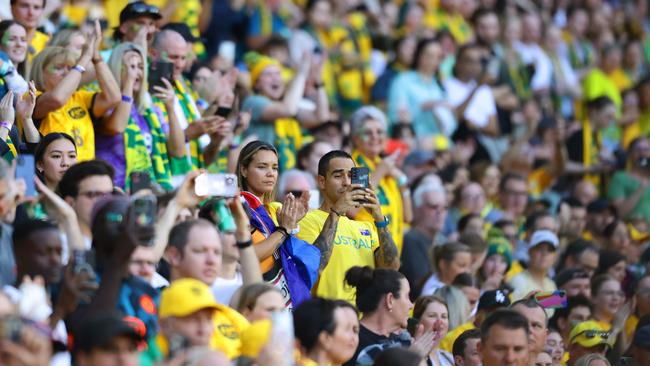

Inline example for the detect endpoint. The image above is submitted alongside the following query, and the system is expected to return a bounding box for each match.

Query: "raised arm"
[16,81,40,143]
[259,56,310,122]
[296,57,329,129]
[229,196,263,284]
[90,20,121,119]
[153,78,186,158]
[101,52,139,136]
[363,186,399,269]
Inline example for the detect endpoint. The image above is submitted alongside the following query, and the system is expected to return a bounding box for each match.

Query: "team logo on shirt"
[360,229,370,236]
[68,106,87,119]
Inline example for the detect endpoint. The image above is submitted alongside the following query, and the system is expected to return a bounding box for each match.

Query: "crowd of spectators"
[0,0,650,366]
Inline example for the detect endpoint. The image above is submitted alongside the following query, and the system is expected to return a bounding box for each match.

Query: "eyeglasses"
[78,190,112,199]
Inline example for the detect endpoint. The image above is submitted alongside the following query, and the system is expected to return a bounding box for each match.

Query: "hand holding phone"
[148,61,174,93]
[194,173,238,198]
[15,154,36,197]
[128,195,157,246]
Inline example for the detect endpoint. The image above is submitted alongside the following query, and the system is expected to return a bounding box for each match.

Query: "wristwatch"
[374,216,390,229]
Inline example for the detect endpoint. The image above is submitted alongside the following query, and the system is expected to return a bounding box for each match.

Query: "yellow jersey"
[37,90,98,162]
[439,321,475,353]
[297,209,379,303]
[28,31,49,63]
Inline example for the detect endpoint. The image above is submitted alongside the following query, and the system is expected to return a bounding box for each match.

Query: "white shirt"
[443,77,496,128]
[420,273,445,296]
[514,41,553,91]
[211,272,243,306]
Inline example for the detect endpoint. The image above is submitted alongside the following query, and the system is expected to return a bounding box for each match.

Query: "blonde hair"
[434,285,471,330]
[108,42,149,112]
[48,28,84,50]
[31,47,78,91]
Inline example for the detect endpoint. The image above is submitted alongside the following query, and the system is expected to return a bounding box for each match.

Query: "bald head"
[152,29,188,79]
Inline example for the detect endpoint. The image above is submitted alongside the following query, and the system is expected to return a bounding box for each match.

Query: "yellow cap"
[569,321,611,348]
[244,52,281,86]
[159,278,220,318]
[629,224,649,242]
[240,319,272,358]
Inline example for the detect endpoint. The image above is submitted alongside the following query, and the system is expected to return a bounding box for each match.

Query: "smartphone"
[619,357,633,366]
[535,290,567,309]
[215,106,232,118]
[72,249,96,275]
[194,173,238,198]
[15,154,35,197]
[129,195,157,246]
[351,167,370,188]
[129,171,151,194]
[148,61,174,93]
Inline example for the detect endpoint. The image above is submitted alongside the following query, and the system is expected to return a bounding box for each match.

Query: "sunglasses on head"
[129,2,160,15]
[572,330,610,344]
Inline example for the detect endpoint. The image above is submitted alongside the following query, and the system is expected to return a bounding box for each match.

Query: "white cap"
[529,230,559,251]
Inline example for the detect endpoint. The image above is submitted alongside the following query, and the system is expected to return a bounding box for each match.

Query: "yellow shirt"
[439,321,475,353]
[28,31,49,63]
[352,150,405,253]
[37,90,98,161]
[297,209,379,303]
[155,304,250,360]
[625,314,638,341]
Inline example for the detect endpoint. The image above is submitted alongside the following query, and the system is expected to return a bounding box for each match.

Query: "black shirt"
[343,324,411,366]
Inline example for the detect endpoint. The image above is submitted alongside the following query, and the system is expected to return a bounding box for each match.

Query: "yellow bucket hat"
[159,278,220,318]
[244,52,280,86]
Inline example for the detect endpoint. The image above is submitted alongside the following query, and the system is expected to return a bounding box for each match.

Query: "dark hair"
[559,197,585,211]
[480,309,530,341]
[556,239,598,272]
[293,297,358,352]
[494,219,515,230]
[510,297,548,325]
[10,0,46,7]
[524,211,553,232]
[432,242,471,273]
[345,266,405,313]
[318,150,353,177]
[549,295,592,330]
[499,172,526,193]
[236,141,278,204]
[236,283,280,314]
[57,160,114,198]
[585,96,615,112]
[470,7,496,25]
[603,220,625,239]
[452,272,480,288]
[12,219,58,249]
[373,347,423,366]
[413,295,447,320]
[34,132,77,180]
[595,250,626,277]
[452,328,481,357]
[0,20,28,75]
[591,274,618,297]
[167,219,215,257]
[452,43,481,77]
[458,214,482,235]
[411,37,440,70]
[459,232,486,254]
[297,140,330,171]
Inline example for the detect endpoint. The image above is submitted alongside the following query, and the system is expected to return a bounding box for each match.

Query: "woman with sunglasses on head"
[236,140,320,310]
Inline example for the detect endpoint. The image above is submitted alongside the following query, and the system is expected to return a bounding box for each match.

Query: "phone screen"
[148,61,174,93]
[351,167,370,188]
[15,154,35,197]
[130,171,151,194]
[194,173,238,198]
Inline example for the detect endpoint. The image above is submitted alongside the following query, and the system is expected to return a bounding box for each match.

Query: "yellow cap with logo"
[159,278,220,318]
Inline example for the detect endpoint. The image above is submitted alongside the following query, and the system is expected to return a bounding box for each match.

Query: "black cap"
[586,198,614,214]
[161,23,201,43]
[73,312,144,354]
[120,1,162,24]
[477,289,511,312]
[555,268,589,288]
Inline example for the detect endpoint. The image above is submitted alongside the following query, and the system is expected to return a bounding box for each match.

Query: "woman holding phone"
[236,140,320,309]
[96,42,186,191]
[349,106,413,253]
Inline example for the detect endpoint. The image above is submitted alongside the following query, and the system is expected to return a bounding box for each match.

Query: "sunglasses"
[129,2,160,16]
[571,330,610,343]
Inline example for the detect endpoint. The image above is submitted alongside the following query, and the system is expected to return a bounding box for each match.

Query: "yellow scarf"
[582,119,601,186]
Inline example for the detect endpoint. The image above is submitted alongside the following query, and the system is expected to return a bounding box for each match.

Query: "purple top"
[95,105,154,188]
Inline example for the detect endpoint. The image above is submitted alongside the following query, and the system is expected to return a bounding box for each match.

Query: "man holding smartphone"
[297,150,400,303]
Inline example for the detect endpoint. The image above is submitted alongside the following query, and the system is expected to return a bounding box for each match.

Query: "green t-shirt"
[607,170,650,220]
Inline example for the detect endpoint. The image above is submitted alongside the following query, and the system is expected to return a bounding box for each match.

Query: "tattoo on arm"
[375,226,399,269]
[312,213,339,272]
